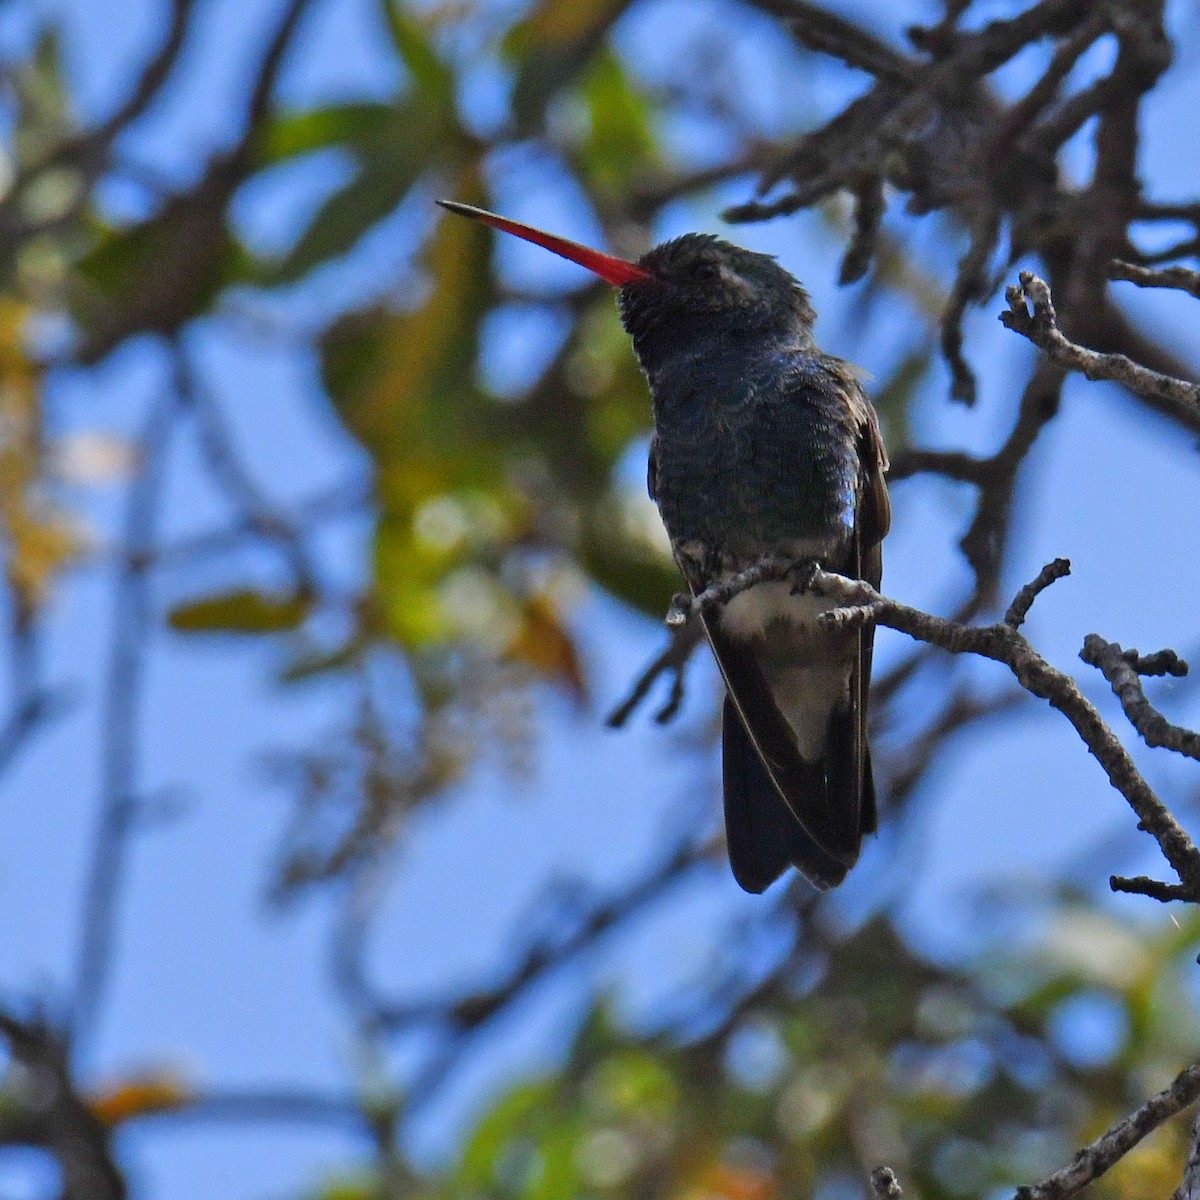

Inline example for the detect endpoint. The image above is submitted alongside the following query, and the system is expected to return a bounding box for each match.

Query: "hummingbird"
[438,200,890,893]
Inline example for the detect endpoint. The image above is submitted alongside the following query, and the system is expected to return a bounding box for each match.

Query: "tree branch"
[1016,1059,1200,1200]
[1001,271,1200,424]
[71,382,179,1051]
[1081,635,1198,760]
[1109,259,1200,300]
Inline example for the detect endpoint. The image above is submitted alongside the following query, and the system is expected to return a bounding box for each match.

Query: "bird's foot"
[787,558,821,595]
[819,603,877,631]
[665,592,693,628]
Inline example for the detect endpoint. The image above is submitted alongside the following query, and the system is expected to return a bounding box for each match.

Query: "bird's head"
[436,201,816,365]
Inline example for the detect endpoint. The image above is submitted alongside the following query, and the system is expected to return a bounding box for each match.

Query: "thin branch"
[1005,557,1071,628]
[1109,874,1192,903]
[1015,1059,1200,1200]
[71,383,179,1051]
[1173,1105,1200,1200]
[988,11,1109,153]
[808,562,1200,892]
[244,0,312,128]
[1109,259,1200,300]
[1001,271,1200,423]
[941,207,1002,405]
[0,617,61,779]
[135,1089,368,1132]
[149,478,368,571]
[660,552,1200,895]
[606,621,704,727]
[769,0,915,84]
[665,554,814,627]
[88,0,195,146]
[175,346,317,592]
[0,1011,126,1199]
[337,838,709,1035]
[1081,635,1198,760]
[886,447,993,485]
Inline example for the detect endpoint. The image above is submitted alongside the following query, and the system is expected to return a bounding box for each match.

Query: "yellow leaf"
[168,588,312,634]
[505,593,586,701]
[0,296,79,613]
[85,1071,193,1126]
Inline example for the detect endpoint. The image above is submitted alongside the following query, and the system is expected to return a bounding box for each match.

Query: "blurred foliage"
[0,0,1196,1198]
[306,899,1200,1200]
[470,903,1197,1200]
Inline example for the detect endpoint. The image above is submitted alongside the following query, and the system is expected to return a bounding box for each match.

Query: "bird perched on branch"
[439,199,890,893]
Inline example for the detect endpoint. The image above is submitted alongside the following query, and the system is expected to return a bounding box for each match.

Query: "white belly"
[718,581,854,759]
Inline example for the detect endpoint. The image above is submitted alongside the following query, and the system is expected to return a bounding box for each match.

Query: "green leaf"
[254,102,399,165]
[378,1,456,114]
[264,98,442,283]
[505,0,638,131]
[578,50,657,197]
[458,1079,558,1188]
[168,589,311,634]
[72,158,248,361]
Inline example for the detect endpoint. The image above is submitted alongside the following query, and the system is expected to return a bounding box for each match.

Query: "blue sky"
[1,0,1200,1197]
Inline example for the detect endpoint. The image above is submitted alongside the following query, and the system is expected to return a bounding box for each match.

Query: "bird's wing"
[691,373,890,886]
[847,398,891,836]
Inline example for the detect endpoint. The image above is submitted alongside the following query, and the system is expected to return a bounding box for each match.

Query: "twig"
[772,0,915,84]
[71,384,179,1051]
[149,479,367,570]
[1015,1059,1200,1200]
[134,1088,368,1132]
[1005,557,1071,628]
[1081,636,1198,760]
[941,207,1002,404]
[1001,271,1200,420]
[1109,874,1192,903]
[175,346,316,592]
[1109,259,1200,301]
[336,839,708,1035]
[1173,1105,1200,1200]
[606,622,704,727]
[887,447,992,485]
[0,618,62,778]
[804,562,1200,893]
[0,1011,126,1199]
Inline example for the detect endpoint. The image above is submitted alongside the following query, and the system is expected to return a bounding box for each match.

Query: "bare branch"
[1173,1105,1200,1200]
[1016,1059,1200,1200]
[606,621,704,727]
[808,563,1200,893]
[1081,636,1198,760]
[941,207,1002,404]
[665,555,815,627]
[0,1011,126,1199]
[336,839,709,1037]
[1109,874,1193,903]
[1005,557,1071,628]
[71,381,180,1050]
[176,347,317,593]
[1109,259,1200,300]
[1001,271,1200,423]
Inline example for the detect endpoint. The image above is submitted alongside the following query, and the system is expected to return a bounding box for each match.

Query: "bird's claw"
[788,558,821,595]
